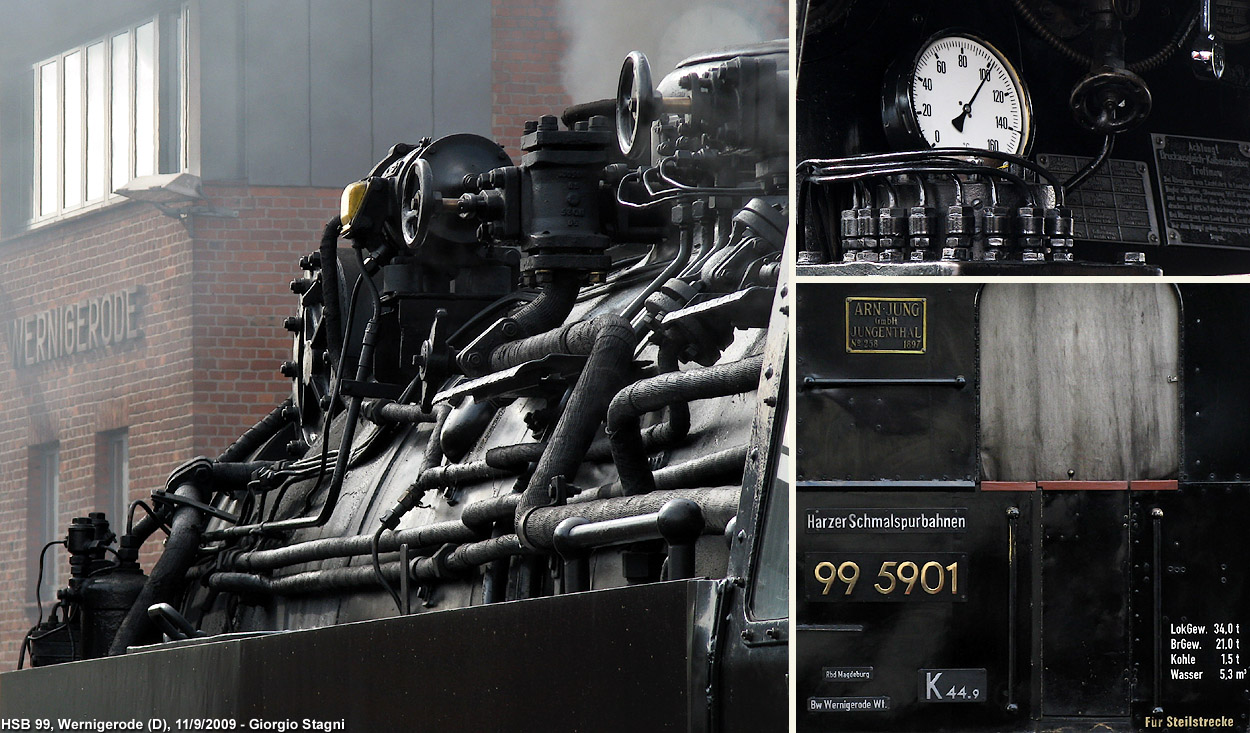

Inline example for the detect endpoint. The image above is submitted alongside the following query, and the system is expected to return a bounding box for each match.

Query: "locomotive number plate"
[845,297,926,354]
[804,552,968,602]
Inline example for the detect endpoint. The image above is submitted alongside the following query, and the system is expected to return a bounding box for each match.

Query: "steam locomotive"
[795,282,1250,732]
[2,42,788,732]
[797,0,1250,275]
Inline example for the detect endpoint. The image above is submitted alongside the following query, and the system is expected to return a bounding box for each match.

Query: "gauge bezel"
[881,29,1034,156]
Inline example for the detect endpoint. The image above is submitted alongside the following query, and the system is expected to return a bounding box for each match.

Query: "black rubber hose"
[411,535,529,580]
[490,313,626,371]
[210,461,277,488]
[208,565,403,597]
[217,398,294,463]
[510,270,582,338]
[606,354,763,496]
[379,403,453,529]
[108,482,209,655]
[415,461,516,492]
[511,316,637,539]
[319,216,344,367]
[1063,134,1116,196]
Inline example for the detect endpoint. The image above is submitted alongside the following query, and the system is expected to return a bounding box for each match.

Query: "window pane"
[110,431,129,530]
[86,42,106,201]
[111,33,130,191]
[134,21,155,178]
[177,9,186,170]
[38,61,58,216]
[63,51,82,207]
[30,444,60,604]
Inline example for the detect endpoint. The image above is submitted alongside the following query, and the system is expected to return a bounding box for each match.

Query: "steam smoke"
[558,0,784,105]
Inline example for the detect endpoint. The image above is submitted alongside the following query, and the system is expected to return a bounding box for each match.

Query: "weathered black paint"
[3,581,729,732]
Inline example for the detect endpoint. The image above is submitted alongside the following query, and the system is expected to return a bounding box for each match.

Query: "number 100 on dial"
[882,31,1033,156]
[805,553,969,602]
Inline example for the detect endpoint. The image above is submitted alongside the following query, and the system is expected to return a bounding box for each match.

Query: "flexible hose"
[510,270,582,338]
[318,216,344,367]
[108,482,209,655]
[218,398,294,463]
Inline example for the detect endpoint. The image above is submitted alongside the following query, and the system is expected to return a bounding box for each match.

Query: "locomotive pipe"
[227,474,705,576]
[510,270,582,338]
[218,397,295,463]
[521,486,739,550]
[210,488,736,597]
[508,315,637,547]
[319,216,344,369]
[379,403,453,529]
[216,249,387,540]
[561,98,616,128]
[108,481,210,655]
[360,399,436,424]
[620,223,693,322]
[594,444,747,499]
[606,354,763,496]
[483,401,690,470]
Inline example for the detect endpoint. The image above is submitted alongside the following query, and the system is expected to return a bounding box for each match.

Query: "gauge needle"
[951,64,992,133]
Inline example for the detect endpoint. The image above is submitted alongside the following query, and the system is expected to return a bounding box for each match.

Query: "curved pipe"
[507,316,637,543]
[208,486,740,596]
[510,270,582,338]
[318,216,344,368]
[606,354,763,496]
[218,398,294,463]
[594,444,747,499]
[108,482,209,655]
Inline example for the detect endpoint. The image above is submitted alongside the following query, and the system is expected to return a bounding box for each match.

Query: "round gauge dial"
[884,32,1033,156]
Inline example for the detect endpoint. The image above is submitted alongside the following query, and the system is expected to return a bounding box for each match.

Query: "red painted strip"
[980,481,1037,492]
[1130,480,1179,491]
[1038,481,1128,491]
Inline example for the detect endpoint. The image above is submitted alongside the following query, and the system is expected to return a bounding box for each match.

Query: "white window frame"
[31,12,187,224]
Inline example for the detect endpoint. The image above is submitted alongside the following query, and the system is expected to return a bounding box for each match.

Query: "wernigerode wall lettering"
[8,287,143,368]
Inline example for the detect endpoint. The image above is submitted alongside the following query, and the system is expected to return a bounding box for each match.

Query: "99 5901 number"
[804,552,968,602]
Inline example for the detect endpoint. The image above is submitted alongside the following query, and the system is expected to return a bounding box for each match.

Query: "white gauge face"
[909,34,1030,155]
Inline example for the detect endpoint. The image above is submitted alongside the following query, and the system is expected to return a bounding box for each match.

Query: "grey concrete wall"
[197,0,493,187]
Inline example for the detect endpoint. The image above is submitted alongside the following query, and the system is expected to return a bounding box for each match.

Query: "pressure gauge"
[883,31,1033,156]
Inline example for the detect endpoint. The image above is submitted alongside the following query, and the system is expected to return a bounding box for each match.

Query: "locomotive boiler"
[797,0,1250,274]
[795,282,1250,732]
[2,42,789,732]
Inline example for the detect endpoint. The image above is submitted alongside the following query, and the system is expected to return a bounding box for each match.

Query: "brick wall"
[492,0,571,159]
[0,185,339,669]
[190,185,340,456]
[0,201,197,666]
